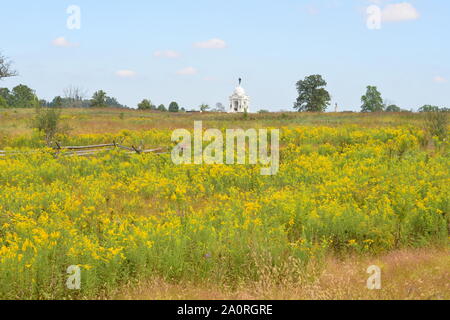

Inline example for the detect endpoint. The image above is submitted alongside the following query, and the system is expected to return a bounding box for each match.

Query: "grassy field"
[0,108,448,300]
[118,248,450,300]
[0,108,426,136]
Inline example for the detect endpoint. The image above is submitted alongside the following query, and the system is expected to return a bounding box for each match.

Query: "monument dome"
[233,86,246,97]
[229,79,250,113]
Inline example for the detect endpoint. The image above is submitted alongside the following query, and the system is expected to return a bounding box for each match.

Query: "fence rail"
[56,143,117,150]
[0,143,167,158]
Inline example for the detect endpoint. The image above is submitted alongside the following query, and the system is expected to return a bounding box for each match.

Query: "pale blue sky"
[0,0,449,111]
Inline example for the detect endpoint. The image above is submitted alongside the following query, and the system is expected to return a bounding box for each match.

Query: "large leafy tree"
[11,84,39,108]
[361,86,384,112]
[168,101,180,113]
[138,99,156,110]
[294,75,331,112]
[157,104,167,112]
[90,90,107,108]
[0,52,17,80]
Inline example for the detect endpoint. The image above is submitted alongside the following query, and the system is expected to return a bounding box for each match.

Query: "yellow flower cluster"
[0,125,448,299]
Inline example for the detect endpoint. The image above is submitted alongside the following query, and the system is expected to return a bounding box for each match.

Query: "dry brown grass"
[116,248,449,300]
[0,108,427,136]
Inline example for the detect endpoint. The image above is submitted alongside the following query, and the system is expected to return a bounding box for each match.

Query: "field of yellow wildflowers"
[0,109,448,299]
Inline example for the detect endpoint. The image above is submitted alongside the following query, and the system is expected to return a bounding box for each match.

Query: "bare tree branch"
[0,52,18,80]
[63,85,87,107]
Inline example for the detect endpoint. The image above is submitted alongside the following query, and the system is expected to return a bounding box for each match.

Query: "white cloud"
[116,70,136,78]
[305,5,319,15]
[194,38,227,49]
[381,3,420,22]
[154,50,181,58]
[433,76,447,84]
[52,37,78,48]
[177,67,197,75]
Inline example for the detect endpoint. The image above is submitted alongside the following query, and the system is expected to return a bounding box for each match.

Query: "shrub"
[32,107,67,146]
[424,111,448,142]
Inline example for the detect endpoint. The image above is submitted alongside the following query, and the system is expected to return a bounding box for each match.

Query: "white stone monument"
[229,78,250,113]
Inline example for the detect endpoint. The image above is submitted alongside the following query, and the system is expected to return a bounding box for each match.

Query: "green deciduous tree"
[11,84,39,108]
[138,99,155,110]
[90,90,108,108]
[294,75,331,112]
[361,86,384,112]
[168,101,180,112]
[157,104,167,112]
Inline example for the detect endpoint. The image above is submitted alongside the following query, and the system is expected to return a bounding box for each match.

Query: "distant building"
[229,80,250,113]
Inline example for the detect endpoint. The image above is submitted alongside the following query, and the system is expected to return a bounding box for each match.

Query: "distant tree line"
[137,99,187,112]
[0,84,129,109]
[137,100,227,113]
[294,74,448,113]
[418,105,449,113]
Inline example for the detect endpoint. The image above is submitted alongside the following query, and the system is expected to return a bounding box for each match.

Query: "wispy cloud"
[116,70,137,78]
[194,38,227,49]
[433,76,447,84]
[381,2,420,22]
[52,36,79,48]
[305,4,319,15]
[177,67,197,75]
[154,50,181,58]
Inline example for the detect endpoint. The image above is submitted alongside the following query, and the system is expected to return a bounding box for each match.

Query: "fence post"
[132,145,141,154]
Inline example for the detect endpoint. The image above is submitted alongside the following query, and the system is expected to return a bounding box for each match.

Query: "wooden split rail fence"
[0,142,168,158]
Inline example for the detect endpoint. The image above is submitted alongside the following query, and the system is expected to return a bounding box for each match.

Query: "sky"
[0,0,449,111]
